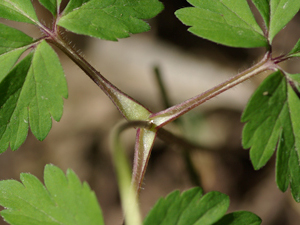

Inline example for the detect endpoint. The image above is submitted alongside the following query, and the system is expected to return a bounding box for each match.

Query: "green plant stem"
[46,33,155,200]
[156,128,224,153]
[110,121,153,225]
[150,52,277,127]
[133,127,158,195]
[154,66,172,108]
[46,34,151,121]
[154,66,201,186]
[45,26,279,205]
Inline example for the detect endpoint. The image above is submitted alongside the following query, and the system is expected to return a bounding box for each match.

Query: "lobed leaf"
[144,187,228,225]
[0,0,39,24]
[0,23,34,55]
[38,0,62,16]
[0,23,34,82]
[62,0,91,15]
[0,164,104,225]
[269,0,300,43]
[0,48,26,82]
[0,54,32,152]
[144,187,261,225]
[57,0,164,41]
[175,0,268,48]
[241,71,300,201]
[0,40,68,152]
[213,211,261,225]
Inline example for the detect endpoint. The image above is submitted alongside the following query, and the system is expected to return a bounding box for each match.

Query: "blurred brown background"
[1,0,300,224]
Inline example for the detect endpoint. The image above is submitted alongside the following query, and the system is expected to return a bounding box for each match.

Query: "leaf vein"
[219,0,262,34]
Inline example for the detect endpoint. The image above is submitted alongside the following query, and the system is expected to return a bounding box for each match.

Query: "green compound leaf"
[144,187,261,225]
[269,0,300,43]
[0,40,68,152]
[57,0,164,41]
[251,0,300,43]
[0,164,104,225]
[0,23,34,82]
[175,0,268,48]
[38,0,62,16]
[241,71,300,202]
[0,0,39,24]
[62,0,91,15]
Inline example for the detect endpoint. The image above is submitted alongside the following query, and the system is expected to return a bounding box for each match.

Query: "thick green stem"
[150,52,276,127]
[47,35,151,121]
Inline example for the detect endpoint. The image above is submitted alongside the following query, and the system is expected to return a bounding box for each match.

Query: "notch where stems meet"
[42,25,285,211]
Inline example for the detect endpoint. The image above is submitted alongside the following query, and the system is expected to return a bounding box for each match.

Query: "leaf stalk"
[110,121,154,225]
[149,52,276,127]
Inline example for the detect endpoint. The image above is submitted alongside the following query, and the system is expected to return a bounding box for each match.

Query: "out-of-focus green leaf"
[242,71,300,202]
[0,164,104,225]
[213,211,261,225]
[269,0,300,43]
[62,0,91,15]
[0,54,32,152]
[144,187,230,225]
[57,0,164,41]
[175,0,268,48]
[288,73,300,86]
[251,0,270,28]
[288,39,300,57]
[0,40,68,152]
[38,0,62,16]
[0,0,39,24]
